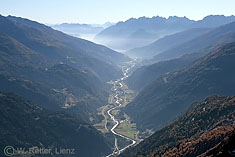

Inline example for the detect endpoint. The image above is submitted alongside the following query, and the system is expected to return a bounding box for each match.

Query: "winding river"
[106,64,137,157]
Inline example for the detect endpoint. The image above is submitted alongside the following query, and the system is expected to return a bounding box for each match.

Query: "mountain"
[0,32,109,123]
[0,92,112,157]
[90,22,115,29]
[151,21,235,63]
[0,15,129,123]
[52,23,104,41]
[125,42,235,131]
[194,14,235,27]
[120,95,235,157]
[94,16,193,51]
[1,15,130,81]
[200,130,235,157]
[126,21,235,92]
[126,52,204,92]
[0,15,125,156]
[126,28,210,59]
[95,15,235,51]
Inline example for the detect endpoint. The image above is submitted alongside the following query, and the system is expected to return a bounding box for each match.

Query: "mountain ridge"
[151,21,235,63]
[126,28,211,59]
[125,21,235,93]
[121,95,235,157]
[95,15,235,51]
[0,15,127,123]
[0,92,112,157]
[125,42,235,131]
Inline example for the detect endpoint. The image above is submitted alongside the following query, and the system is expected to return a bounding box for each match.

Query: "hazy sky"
[0,0,235,24]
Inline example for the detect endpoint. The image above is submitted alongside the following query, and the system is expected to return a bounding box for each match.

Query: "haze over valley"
[0,1,235,157]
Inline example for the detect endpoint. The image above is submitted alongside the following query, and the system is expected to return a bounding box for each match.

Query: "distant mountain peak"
[167,16,191,23]
[200,14,235,23]
[95,14,235,51]
[203,14,226,19]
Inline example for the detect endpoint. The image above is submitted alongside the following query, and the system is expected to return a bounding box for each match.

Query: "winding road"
[105,64,137,157]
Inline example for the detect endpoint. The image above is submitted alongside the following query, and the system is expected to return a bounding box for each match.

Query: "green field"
[93,105,110,133]
[111,109,120,115]
[94,119,108,133]
[115,121,138,139]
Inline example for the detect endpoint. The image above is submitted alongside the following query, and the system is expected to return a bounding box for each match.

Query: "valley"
[1,5,235,156]
[94,60,152,156]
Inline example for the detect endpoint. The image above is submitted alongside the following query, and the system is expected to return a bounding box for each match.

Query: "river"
[105,63,137,157]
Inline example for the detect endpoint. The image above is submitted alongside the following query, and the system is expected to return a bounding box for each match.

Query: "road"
[105,64,137,157]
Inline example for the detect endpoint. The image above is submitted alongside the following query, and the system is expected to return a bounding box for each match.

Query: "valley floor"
[94,60,153,156]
